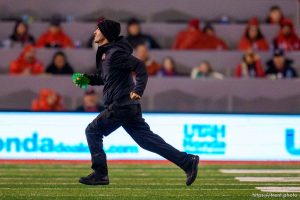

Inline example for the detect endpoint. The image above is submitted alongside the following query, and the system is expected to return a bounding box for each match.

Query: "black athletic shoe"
[79,172,109,185]
[185,155,199,186]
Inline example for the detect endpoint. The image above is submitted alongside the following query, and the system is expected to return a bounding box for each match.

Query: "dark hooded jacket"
[10,20,35,46]
[46,52,74,75]
[126,34,160,49]
[86,36,148,106]
[46,63,74,74]
[266,59,298,78]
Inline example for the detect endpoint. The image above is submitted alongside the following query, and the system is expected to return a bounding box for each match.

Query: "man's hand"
[72,73,90,89]
[130,92,141,100]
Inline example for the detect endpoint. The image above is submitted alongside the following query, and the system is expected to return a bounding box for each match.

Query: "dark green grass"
[0,163,299,200]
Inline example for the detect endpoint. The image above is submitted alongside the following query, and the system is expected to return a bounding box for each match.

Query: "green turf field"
[0,163,299,200]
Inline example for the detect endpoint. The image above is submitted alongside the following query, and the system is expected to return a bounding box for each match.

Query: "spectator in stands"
[126,18,160,49]
[266,5,285,24]
[172,19,204,50]
[9,44,44,75]
[46,51,74,75]
[273,19,300,51]
[191,61,224,79]
[238,17,269,51]
[36,16,74,48]
[157,57,178,77]
[202,23,228,50]
[76,89,104,112]
[266,49,297,79]
[235,51,265,78]
[7,20,35,47]
[134,44,160,76]
[31,88,64,111]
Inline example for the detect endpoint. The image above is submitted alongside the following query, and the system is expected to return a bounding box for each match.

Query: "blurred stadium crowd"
[1,0,300,112]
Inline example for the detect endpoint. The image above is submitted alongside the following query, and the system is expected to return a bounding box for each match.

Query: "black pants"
[85,103,189,176]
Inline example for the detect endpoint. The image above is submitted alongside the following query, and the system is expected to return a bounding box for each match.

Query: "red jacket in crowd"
[239,37,269,51]
[274,19,300,51]
[208,35,228,50]
[146,60,161,76]
[172,19,228,50]
[238,18,269,51]
[31,89,64,111]
[36,29,74,48]
[235,60,265,78]
[172,19,204,50]
[9,45,44,75]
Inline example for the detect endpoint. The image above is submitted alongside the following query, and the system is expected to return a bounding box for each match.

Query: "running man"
[75,19,199,186]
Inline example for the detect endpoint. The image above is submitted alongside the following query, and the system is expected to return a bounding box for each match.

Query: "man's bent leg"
[122,116,189,170]
[85,109,121,175]
[121,104,199,185]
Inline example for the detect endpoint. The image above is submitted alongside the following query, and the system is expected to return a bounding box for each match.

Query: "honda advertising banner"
[0,112,299,161]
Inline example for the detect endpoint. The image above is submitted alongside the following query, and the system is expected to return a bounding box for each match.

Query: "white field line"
[256,187,300,193]
[0,183,79,185]
[0,177,233,181]
[0,182,300,186]
[0,187,253,191]
[236,177,300,182]
[0,194,236,198]
[0,169,180,173]
[0,182,184,186]
[220,169,300,174]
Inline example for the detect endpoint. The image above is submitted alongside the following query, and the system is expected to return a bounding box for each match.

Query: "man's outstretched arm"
[85,71,104,86]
